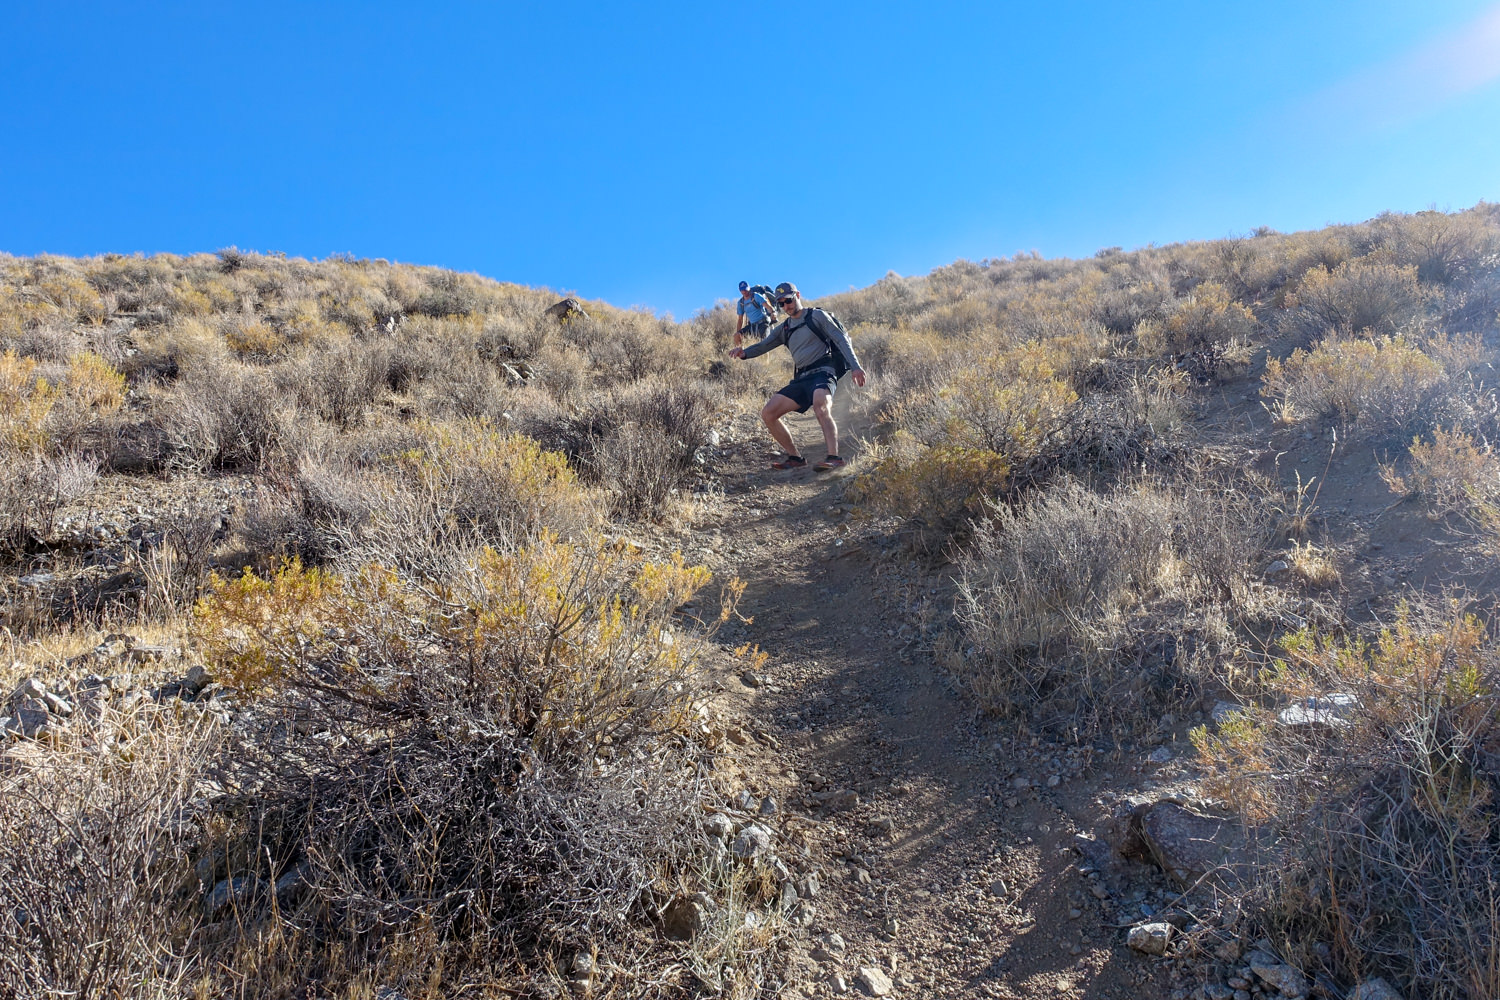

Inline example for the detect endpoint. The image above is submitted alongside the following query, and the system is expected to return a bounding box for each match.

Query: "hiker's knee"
[762,395,795,423]
[811,390,833,416]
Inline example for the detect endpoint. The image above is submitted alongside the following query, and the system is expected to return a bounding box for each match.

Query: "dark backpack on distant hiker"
[791,308,854,379]
[748,284,779,322]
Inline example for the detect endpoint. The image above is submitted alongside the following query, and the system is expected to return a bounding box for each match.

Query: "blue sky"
[3,2,1499,317]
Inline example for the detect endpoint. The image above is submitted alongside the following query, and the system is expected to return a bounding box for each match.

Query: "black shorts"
[776,367,838,413]
[741,320,768,340]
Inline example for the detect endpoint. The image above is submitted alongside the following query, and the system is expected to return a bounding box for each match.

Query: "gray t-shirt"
[739,308,861,375]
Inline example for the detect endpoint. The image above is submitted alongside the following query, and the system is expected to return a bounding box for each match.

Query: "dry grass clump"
[0,712,218,999]
[1193,607,1500,999]
[952,474,1276,734]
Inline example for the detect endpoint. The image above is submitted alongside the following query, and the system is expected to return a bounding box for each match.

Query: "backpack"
[748,284,779,321]
[793,308,854,379]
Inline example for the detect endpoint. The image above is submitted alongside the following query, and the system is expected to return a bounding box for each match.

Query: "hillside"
[3,205,1500,999]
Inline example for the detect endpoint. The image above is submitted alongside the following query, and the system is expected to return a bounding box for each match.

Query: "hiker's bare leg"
[811,388,838,457]
[760,394,802,457]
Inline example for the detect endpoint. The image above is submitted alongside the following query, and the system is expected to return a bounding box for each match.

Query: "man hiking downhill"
[733,280,773,346]
[728,282,867,471]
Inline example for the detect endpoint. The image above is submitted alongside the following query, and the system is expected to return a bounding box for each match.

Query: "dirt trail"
[684,406,1177,1000]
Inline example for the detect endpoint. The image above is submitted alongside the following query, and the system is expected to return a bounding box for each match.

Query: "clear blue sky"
[4,2,1499,317]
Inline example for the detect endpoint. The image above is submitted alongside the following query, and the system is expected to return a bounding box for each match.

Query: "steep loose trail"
[692,407,1168,999]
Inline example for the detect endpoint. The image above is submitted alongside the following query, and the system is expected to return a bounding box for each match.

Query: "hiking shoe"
[770,454,807,470]
[815,455,845,471]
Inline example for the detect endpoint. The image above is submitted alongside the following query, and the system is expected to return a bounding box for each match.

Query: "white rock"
[1278,692,1358,728]
[855,966,894,996]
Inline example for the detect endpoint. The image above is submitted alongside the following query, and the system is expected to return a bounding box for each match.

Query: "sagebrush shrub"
[186,536,753,989]
[1283,258,1426,341]
[1193,608,1500,998]
[1159,281,1256,352]
[1261,334,1444,431]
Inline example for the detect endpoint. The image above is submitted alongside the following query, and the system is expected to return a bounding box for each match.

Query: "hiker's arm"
[733,301,745,345]
[736,325,783,361]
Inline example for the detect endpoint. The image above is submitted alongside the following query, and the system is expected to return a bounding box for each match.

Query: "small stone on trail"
[759,795,778,816]
[1126,921,1173,955]
[855,966,894,996]
[829,972,849,995]
[1246,949,1309,998]
[1147,746,1173,764]
[663,894,713,940]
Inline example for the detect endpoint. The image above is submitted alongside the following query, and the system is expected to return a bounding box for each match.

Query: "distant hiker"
[728,282,867,471]
[733,281,774,346]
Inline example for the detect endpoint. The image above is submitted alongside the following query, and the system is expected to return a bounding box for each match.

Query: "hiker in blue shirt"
[733,281,774,347]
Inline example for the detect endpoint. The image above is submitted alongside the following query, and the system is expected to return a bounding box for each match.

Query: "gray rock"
[1211,701,1245,725]
[204,876,257,919]
[732,823,772,859]
[830,972,849,995]
[869,816,896,835]
[797,874,821,898]
[1266,560,1290,576]
[1127,921,1173,955]
[663,893,713,940]
[1147,746,1173,764]
[181,664,213,697]
[42,692,72,717]
[12,678,46,701]
[1352,979,1404,1000]
[570,949,594,978]
[854,966,894,996]
[1279,692,1358,728]
[1203,984,1233,1000]
[1118,800,1246,887]
[758,795,778,817]
[11,699,51,739]
[545,297,589,323]
[1246,950,1309,998]
[704,812,735,842]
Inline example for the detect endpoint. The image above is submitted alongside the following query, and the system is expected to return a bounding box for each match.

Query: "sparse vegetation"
[5,202,1500,998]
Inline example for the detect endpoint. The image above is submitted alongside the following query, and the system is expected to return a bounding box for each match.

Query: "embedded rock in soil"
[1117,799,1246,887]
[663,893,714,940]
[1126,921,1173,955]
[1352,979,1404,1000]
[854,966,894,996]
[732,823,772,859]
[1246,949,1309,998]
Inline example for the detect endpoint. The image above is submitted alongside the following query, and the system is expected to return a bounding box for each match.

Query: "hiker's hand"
[851,369,867,388]
[728,347,745,359]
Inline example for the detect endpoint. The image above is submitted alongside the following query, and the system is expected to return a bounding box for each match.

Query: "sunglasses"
[777,297,796,306]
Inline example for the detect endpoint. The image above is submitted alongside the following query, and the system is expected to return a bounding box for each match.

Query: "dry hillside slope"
[3,205,1500,999]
